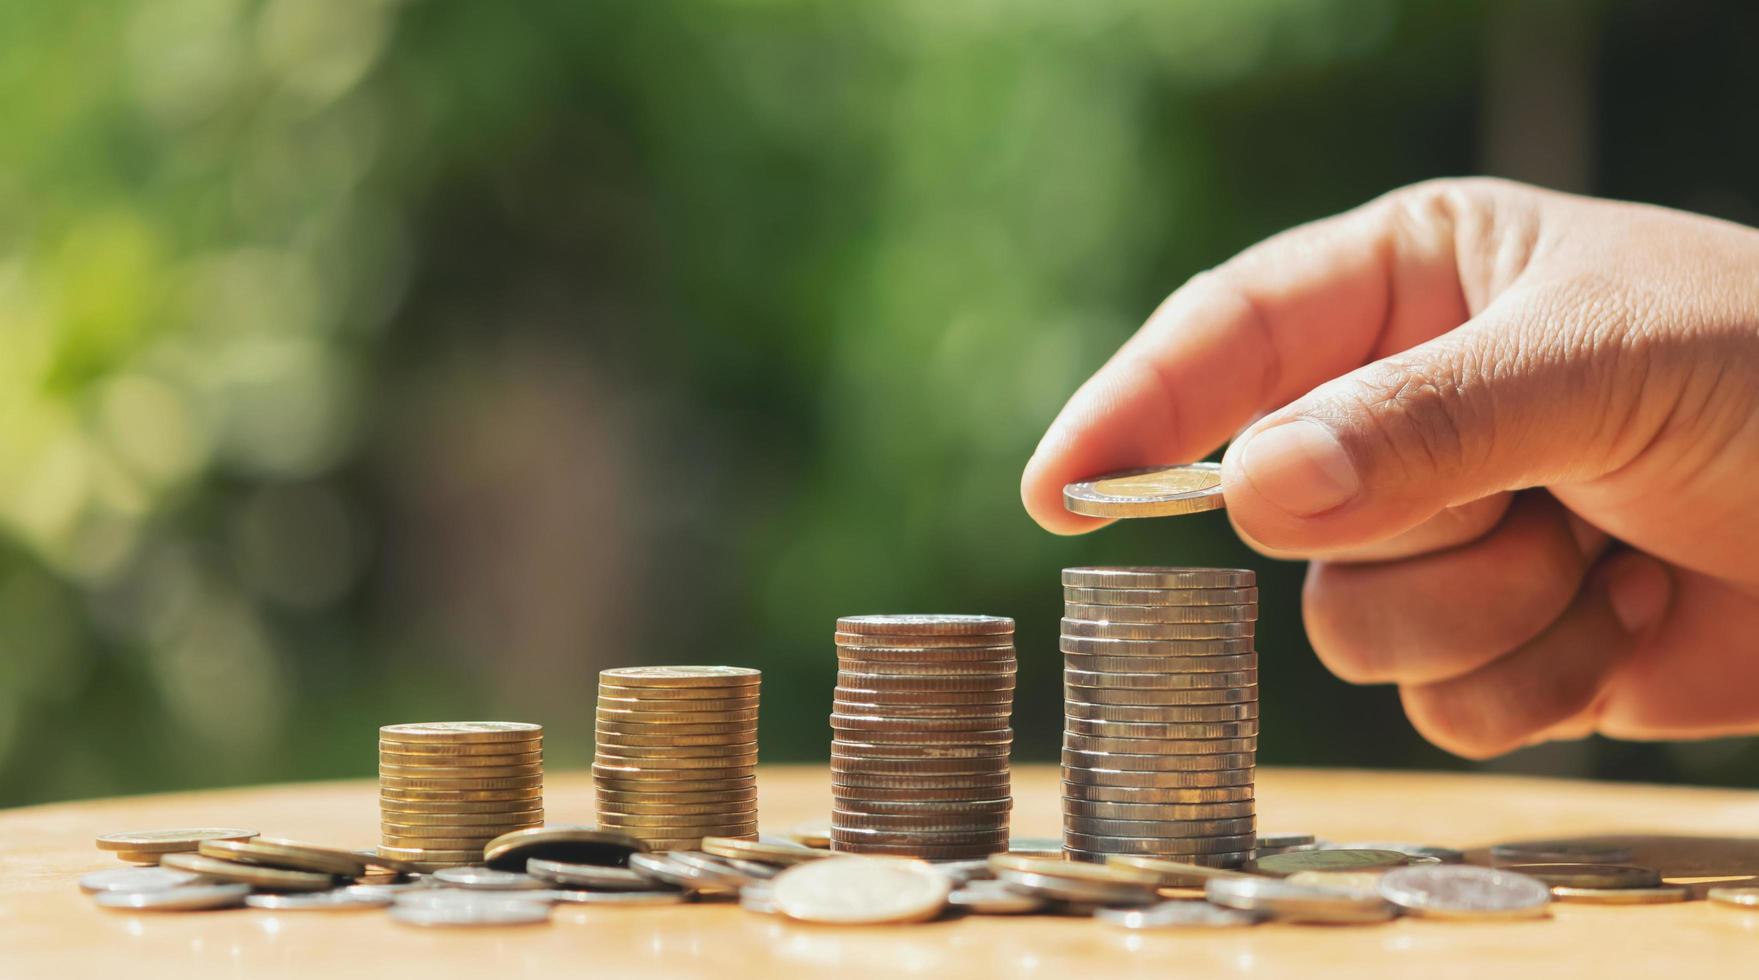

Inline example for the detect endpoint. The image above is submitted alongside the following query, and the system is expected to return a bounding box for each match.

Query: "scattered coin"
[1062,463,1225,518]
[199,838,368,877]
[93,883,252,911]
[1097,900,1265,929]
[433,866,551,890]
[1257,832,1317,850]
[159,852,337,891]
[390,900,551,928]
[771,857,952,924]
[1490,840,1634,864]
[541,889,694,906]
[78,867,204,894]
[526,858,661,891]
[1550,885,1688,904]
[245,891,393,911]
[949,882,1046,914]
[702,836,826,866]
[1104,854,1259,887]
[1253,849,1411,876]
[95,829,258,854]
[1329,841,1462,863]
[482,826,646,871]
[1206,877,1397,925]
[1707,886,1759,908]
[1498,864,1663,889]
[996,869,1158,906]
[1377,865,1551,920]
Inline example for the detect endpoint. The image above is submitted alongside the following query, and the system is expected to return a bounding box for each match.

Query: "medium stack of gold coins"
[593,666,761,851]
[378,722,544,871]
[830,615,1015,860]
[1059,567,1258,867]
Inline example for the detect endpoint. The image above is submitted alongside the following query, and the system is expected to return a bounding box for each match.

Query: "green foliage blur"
[5,0,1758,807]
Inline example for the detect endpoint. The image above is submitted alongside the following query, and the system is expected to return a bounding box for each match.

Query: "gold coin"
[830,714,1014,734]
[95,828,258,854]
[376,737,541,756]
[834,786,1009,804]
[1062,463,1224,518]
[1064,668,1259,690]
[1252,849,1411,876]
[834,638,1016,657]
[379,751,542,768]
[594,714,752,728]
[702,836,827,865]
[830,827,1010,847]
[108,851,165,864]
[594,787,756,806]
[829,756,1008,776]
[988,854,1160,886]
[595,708,760,725]
[375,845,484,862]
[381,818,542,837]
[1060,636,1256,657]
[591,766,754,785]
[199,838,368,877]
[836,615,1013,637]
[833,686,1014,706]
[599,666,762,688]
[594,778,756,796]
[380,775,543,790]
[830,727,1013,745]
[587,739,757,758]
[1064,603,1257,625]
[831,813,1007,834]
[1500,863,1662,889]
[596,696,759,713]
[160,852,336,891]
[1066,799,1255,820]
[1551,885,1687,904]
[1063,654,1257,676]
[831,766,1011,787]
[598,682,758,700]
[379,833,500,849]
[595,800,756,817]
[831,740,1010,759]
[378,764,543,780]
[1062,831,1257,854]
[1105,854,1260,886]
[1062,567,1254,589]
[379,722,543,744]
[1062,749,1256,772]
[599,812,759,829]
[1062,619,1254,641]
[482,826,646,870]
[378,794,542,811]
[1063,735,1258,756]
[1062,781,1255,804]
[1066,685,1258,706]
[1062,586,1260,606]
[1064,815,1257,838]
[385,809,541,826]
[830,841,1002,859]
[593,753,758,771]
[595,731,758,748]
[830,700,1011,720]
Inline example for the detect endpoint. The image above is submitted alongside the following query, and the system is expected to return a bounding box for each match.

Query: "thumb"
[1218,290,1647,553]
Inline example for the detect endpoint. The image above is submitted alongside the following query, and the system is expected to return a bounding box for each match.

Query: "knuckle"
[1334,353,1486,485]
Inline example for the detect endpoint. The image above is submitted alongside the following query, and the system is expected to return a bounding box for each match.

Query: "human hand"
[1022,178,1759,758]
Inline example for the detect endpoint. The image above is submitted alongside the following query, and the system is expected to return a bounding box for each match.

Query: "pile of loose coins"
[830,615,1016,859]
[379,722,545,870]
[593,666,762,850]
[86,825,1746,925]
[1059,566,1258,866]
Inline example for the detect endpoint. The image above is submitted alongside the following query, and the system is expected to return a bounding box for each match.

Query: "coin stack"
[831,615,1016,860]
[378,722,545,871]
[593,666,761,851]
[1059,567,1258,867]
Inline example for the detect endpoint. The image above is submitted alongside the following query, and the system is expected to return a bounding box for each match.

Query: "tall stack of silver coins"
[378,722,545,871]
[1059,567,1258,866]
[830,615,1015,859]
[593,666,761,851]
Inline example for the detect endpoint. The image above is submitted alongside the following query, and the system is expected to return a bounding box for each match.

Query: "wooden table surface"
[6,764,1759,979]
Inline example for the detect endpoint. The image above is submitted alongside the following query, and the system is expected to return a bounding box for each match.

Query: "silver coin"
[739,884,777,914]
[1257,832,1317,850]
[1097,900,1265,929]
[1490,840,1634,864]
[539,889,694,905]
[432,866,551,890]
[933,859,996,885]
[245,891,393,911]
[1206,877,1397,924]
[628,852,733,890]
[1707,886,1759,908]
[390,900,551,927]
[527,857,666,891]
[1062,567,1255,589]
[93,883,251,911]
[343,881,435,899]
[78,867,204,894]
[1376,865,1550,920]
[1062,586,1260,607]
[392,888,549,910]
[668,851,763,886]
[949,882,1044,914]
[995,869,1157,906]
[1331,841,1461,863]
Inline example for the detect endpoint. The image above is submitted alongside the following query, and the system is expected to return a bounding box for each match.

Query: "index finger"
[1020,184,1475,534]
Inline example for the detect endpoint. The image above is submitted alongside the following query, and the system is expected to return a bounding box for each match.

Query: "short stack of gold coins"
[830,615,1015,860]
[1059,567,1258,866]
[593,666,761,851]
[378,722,545,871]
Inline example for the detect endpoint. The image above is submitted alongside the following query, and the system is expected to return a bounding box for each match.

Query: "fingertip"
[1019,460,1113,535]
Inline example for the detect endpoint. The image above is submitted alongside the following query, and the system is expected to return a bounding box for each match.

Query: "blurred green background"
[4,0,1757,808]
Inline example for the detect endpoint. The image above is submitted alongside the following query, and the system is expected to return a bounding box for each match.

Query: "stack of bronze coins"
[830,615,1015,859]
[378,722,544,871]
[593,666,761,851]
[1059,567,1258,867]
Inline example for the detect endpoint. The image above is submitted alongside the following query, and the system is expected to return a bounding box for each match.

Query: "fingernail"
[1238,419,1361,517]
[1606,556,1670,634]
